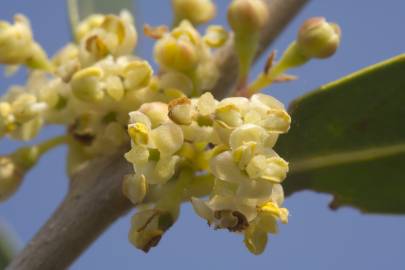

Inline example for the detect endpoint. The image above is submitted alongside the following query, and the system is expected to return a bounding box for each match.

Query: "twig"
[7,0,308,269]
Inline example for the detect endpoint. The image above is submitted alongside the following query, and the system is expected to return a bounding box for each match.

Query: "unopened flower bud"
[227,0,269,34]
[105,75,124,101]
[168,97,194,125]
[0,157,23,201]
[122,174,147,205]
[123,60,153,91]
[172,0,216,25]
[128,209,174,252]
[297,17,341,59]
[0,146,39,201]
[154,21,201,72]
[71,67,104,102]
[154,35,198,72]
[196,92,217,116]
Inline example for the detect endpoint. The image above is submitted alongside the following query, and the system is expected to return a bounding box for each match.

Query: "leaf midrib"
[289,142,405,174]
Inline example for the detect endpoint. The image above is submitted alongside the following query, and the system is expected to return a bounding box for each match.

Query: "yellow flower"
[0,14,50,69]
[78,11,137,66]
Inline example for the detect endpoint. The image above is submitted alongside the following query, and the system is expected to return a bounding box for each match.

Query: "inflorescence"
[0,0,340,254]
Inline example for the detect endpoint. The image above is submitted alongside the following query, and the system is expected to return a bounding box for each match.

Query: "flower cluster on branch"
[0,0,340,255]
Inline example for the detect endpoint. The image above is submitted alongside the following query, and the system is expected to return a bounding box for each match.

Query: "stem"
[247,62,287,96]
[67,0,79,41]
[7,0,309,268]
[36,135,68,156]
[234,31,260,87]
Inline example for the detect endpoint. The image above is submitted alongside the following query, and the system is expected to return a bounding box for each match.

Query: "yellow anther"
[128,123,149,145]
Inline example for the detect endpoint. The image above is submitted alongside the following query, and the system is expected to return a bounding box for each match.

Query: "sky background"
[1,0,405,269]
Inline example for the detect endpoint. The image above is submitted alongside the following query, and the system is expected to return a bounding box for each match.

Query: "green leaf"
[67,0,134,38]
[0,221,20,269]
[276,54,405,214]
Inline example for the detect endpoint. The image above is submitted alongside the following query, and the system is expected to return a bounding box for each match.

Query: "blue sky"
[1,1,405,269]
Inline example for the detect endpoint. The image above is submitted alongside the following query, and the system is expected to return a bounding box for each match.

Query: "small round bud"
[105,75,124,101]
[0,146,38,201]
[168,97,194,125]
[122,174,147,205]
[154,35,199,72]
[123,60,153,91]
[297,17,341,59]
[227,0,269,34]
[0,157,23,201]
[71,67,104,102]
[172,0,216,25]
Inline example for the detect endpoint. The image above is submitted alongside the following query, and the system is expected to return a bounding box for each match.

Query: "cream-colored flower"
[150,123,184,156]
[245,154,289,183]
[78,11,137,66]
[0,14,50,69]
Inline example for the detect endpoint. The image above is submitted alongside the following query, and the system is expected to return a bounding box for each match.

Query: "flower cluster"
[0,0,341,256]
[1,10,224,172]
[124,92,290,253]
